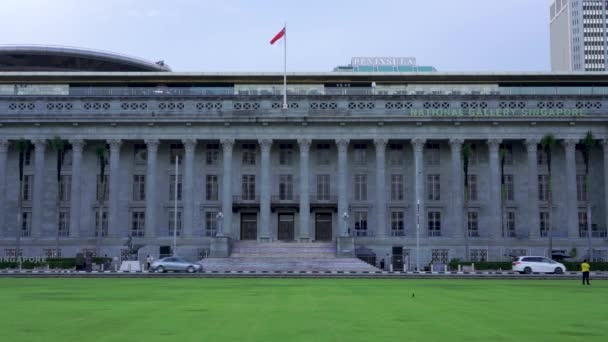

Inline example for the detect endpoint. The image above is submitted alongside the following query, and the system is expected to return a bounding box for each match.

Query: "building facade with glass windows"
[1,48,608,265]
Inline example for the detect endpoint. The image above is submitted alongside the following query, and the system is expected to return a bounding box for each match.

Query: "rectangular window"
[279,174,294,200]
[242,175,256,200]
[169,175,183,201]
[537,149,548,166]
[468,144,479,166]
[59,175,71,202]
[540,211,550,237]
[279,144,294,166]
[354,174,367,201]
[391,211,405,236]
[316,144,331,166]
[504,174,514,201]
[431,249,449,264]
[60,148,72,167]
[502,144,514,166]
[134,143,147,165]
[205,211,218,237]
[168,211,182,237]
[575,149,584,166]
[58,211,70,237]
[96,175,109,201]
[354,211,368,236]
[470,249,488,262]
[353,143,367,165]
[132,175,146,201]
[426,174,440,201]
[467,211,479,237]
[391,174,404,201]
[131,211,145,237]
[170,143,184,165]
[576,175,588,201]
[538,175,551,201]
[206,175,219,201]
[21,211,32,237]
[316,174,330,200]
[95,210,108,237]
[206,144,220,166]
[578,211,588,237]
[389,144,404,166]
[43,248,61,258]
[23,148,33,167]
[5,248,23,257]
[22,175,33,201]
[506,211,516,237]
[466,175,478,201]
[425,143,440,166]
[242,144,256,166]
[428,211,441,237]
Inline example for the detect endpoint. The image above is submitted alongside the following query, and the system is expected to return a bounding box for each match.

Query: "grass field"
[0,278,606,341]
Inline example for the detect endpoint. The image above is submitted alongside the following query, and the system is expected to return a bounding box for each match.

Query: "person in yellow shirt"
[581,259,591,285]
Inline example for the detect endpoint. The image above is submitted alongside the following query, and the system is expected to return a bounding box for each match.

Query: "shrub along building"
[0,46,607,268]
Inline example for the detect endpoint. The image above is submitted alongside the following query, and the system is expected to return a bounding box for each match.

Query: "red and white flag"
[270,27,286,45]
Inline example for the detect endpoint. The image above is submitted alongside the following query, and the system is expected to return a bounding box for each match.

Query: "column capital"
[562,138,578,150]
[183,138,197,152]
[69,139,85,151]
[258,139,273,152]
[0,139,8,153]
[449,138,464,146]
[298,138,312,153]
[145,139,159,150]
[525,138,540,147]
[412,138,426,151]
[487,138,502,148]
[602,139,608,149]
[107,139,122,151]
[373,138,388,148]
[32,139,47,148]
[336,138,350,151]
[220,138,234,149]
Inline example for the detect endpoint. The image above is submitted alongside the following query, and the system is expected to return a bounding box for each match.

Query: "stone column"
[603,140,608,239]
[488,139,502,238]
[68,139,84,238]
[564,139,579,239]
[145,139,159,238]
[183,139,196,238]
[450,139,464,238]
[221,139,234,238]
[298,138,311,241]
[526,139,540,238]
[108,139,122,238]
[337,139,350,236]
[412,138,426,237]
[31,139,46,238]
[0,140,8,237]
[374,138,388,238]
[259,139,272,242]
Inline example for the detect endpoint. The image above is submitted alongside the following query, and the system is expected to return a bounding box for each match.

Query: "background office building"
[551,0,608,71]
[1,46,608,270]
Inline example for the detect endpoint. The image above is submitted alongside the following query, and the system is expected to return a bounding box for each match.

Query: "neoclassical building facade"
[1,69,608,264]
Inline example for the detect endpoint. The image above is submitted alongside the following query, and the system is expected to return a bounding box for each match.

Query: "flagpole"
[283,22,287,109]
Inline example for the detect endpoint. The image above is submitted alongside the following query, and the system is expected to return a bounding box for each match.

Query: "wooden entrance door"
[278,214,295,241]
[241,213,257,240]
[315,213,332,241]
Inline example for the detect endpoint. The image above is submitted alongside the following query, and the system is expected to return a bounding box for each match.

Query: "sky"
[0,0,554,72]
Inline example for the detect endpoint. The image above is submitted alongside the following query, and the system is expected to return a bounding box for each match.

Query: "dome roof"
[0,45,170,72]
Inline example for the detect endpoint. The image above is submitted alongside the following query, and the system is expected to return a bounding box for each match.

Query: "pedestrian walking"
[581,259,591,285]
[145,255,151,271]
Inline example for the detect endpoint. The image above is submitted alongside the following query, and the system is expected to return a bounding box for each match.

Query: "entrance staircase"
[199,241,378,272]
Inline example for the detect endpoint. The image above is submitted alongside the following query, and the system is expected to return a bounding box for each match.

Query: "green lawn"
[0,278,606,342]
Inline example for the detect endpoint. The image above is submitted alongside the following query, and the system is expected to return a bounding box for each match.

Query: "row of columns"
[0,137,606,240]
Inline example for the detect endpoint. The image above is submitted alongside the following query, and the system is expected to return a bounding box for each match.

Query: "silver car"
[150,257,202,273]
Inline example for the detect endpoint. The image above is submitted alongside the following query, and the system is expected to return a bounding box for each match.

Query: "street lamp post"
[342,212,349,237]
[416,199,420,272]
[216,211,224,237]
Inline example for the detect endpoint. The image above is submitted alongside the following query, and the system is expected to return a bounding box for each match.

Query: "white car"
[512,256,566,274]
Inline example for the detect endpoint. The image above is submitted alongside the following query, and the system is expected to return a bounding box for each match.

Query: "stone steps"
[198,241,377,272]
